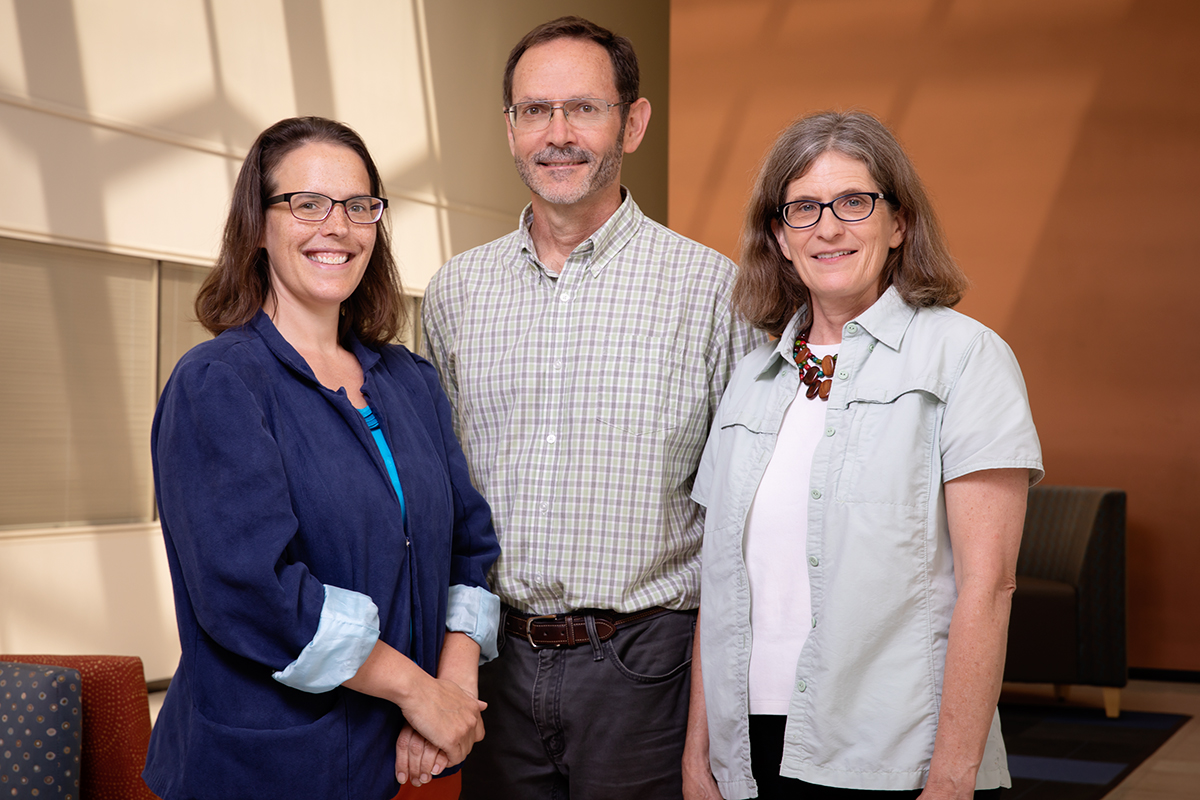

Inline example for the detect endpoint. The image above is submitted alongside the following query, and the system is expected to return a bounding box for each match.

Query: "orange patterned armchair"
[0,654,158,799]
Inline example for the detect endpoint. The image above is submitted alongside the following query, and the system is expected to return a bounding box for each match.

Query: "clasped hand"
[395,675,486,787]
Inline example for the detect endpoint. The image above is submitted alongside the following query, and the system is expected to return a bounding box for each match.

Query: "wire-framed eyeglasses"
[266,192,388,224]
[778,192,887,229]
[504,98,629,131]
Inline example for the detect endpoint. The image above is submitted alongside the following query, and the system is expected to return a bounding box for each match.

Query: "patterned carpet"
[1000,702,1190,799]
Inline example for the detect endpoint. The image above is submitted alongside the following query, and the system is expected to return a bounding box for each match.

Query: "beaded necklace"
[793,331,837,401]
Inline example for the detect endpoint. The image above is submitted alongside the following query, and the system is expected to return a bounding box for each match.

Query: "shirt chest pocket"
[593,336,682,436]
[836,382,946,507]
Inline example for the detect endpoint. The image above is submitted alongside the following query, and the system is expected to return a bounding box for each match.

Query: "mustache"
[531,146,594,164]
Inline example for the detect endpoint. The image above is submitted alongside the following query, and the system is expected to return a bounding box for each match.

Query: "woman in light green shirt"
[681,111,1043,800]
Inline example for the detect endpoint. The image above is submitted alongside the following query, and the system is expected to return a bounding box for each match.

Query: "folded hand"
[398,675,486,768]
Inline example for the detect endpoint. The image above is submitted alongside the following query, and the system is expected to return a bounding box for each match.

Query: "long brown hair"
[735,110,968,336]
[195,116,405,347]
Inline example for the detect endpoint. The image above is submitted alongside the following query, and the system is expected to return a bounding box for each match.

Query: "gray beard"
[514,134,625,206]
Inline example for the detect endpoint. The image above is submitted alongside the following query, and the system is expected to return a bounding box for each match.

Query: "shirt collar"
[759,285,916,378]
[515,187,643,278]
[249,308,380,379]
[853,285,915,351]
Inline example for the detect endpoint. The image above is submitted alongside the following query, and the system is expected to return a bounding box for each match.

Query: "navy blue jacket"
[144,311,498,800]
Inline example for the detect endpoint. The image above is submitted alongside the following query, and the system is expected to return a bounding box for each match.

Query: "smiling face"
[507,37,633,207]
[773,150,906,319]
[261,141,376,318]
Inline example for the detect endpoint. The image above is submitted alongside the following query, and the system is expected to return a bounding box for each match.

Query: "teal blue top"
[360,405,407,528]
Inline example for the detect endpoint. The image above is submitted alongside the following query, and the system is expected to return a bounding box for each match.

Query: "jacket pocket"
[181,698,348,798]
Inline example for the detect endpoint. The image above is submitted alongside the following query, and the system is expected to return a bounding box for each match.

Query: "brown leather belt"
[504,606,676,649]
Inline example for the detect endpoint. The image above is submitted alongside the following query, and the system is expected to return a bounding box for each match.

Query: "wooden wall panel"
[670,0,1200,670]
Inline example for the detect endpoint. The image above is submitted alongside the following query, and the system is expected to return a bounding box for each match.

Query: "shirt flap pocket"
[847,376,950,405]
[719,406,776,435]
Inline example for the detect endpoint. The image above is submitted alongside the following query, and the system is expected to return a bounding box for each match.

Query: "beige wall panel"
[12,0,295,151]
[0,526,180,681]
[312,2,428,142]
[98,131,235,263]
[0,104,48,233]
[387,199,450,292]
[0,2,26,93]
[0,102,234,262]
[72,3,218,122]
[203,1,297,149]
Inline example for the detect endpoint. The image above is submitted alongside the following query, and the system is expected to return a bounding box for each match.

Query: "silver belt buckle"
[523,614,559,649]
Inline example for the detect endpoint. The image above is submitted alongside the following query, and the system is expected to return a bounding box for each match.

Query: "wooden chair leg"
[1102,687,1121,718]
[1053,684,1071,702]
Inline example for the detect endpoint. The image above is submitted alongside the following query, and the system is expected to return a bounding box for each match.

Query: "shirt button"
[546,433,557,444]
[846,323,859,335]
[811,489,821,500]
[560,291,572,302]
[824,427,835,437]
[837,370,848,380]
[797,679,807,692]
[811,615,817,628]
[808,556,819,567]
[535,574,544,584]
[539,502,549,515]
[553,359,563,371]
[869,342,876,352]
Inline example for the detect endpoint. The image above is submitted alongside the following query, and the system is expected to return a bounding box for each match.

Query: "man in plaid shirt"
[422,16,764,799]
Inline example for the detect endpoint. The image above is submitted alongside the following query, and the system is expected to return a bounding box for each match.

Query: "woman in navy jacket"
[144,117,500,800]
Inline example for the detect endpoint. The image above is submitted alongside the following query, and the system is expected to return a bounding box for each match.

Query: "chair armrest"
[0,654,159,799]
[1075,490,1127,686]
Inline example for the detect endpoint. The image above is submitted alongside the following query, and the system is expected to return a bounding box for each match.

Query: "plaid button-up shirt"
[422,193,766,614]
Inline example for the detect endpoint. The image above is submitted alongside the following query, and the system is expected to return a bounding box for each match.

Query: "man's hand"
[682,745,722,800]
[395,725,450,787]
[915,774,977,800]
[683,611,721,799]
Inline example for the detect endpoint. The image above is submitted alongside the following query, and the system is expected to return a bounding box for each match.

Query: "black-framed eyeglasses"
[504,98,630,131]
[778,192,887,229]
[266,192,388,224]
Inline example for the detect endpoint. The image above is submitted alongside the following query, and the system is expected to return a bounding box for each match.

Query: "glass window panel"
[158,262,212,396]
[0,237,156,529]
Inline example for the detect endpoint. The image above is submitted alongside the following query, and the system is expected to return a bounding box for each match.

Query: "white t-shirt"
[744,341,837,715]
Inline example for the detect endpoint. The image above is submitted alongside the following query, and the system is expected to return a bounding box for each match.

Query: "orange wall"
[669,0,1200,671]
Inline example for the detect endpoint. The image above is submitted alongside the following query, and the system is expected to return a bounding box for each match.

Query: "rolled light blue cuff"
[273,585,380,693]
[446,584,501,663]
